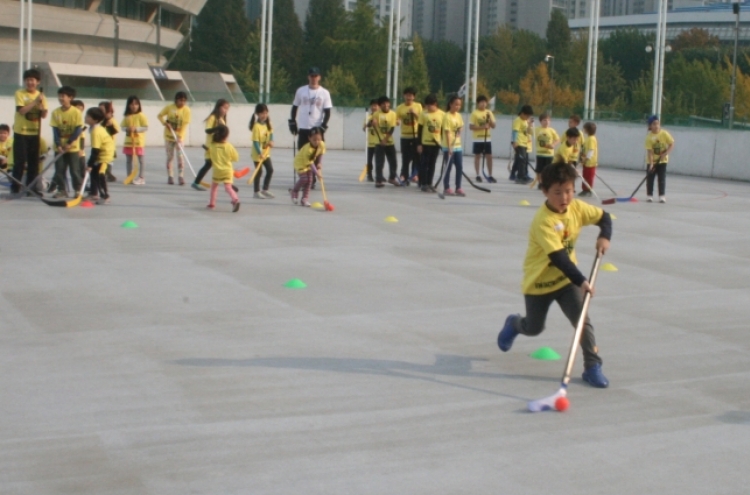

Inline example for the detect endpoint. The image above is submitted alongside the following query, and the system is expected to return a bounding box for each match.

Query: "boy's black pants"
[646,163,667,196]
[400,137,420,179]
[375,144,397,182]
[419,145,440,187]
[511,146,529,180]
[11,134,40,193]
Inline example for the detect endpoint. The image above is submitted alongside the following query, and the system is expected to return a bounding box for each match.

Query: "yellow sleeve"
[15,90,25,107]
[157,105,169,125]
[229,143,239,163]
[183,106,192,125]
[664,131,674,145]
[470,112,479,126]
[91,128,102,149]
[251,124,261,143]
[512,118,522,132]
[577,200,604,226]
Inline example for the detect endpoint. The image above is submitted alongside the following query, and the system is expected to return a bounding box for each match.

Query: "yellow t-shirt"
[522,200,604,295]
[441,112,464,150]
[535,127,560,158]
[158,103,192,141]
[365,113,379,148]
[419,109,445,146]
[0,138,13,168]
[250,121,272,162]
[470,110,495,141]
[121,113,149,148]
[204,115,226,159]
[512,116,530,148]
[294,141,326,173]
[50,106,84,153]
[90,124,115,166]
[209,142,239,184]
[552,140,581,165]
[583,135,598,168]
[14,89,48,135]
[372,110,398,146]
[395,103,423,139]
[644,129,674,164]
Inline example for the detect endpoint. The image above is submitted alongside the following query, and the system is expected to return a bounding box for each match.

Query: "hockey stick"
[436,132,458,200]
[602,162,657,204]
[461,172,490,193]
[311,164,334,211]
[247,151,270,185]
[359,112,370,182]
[123,121,138,185]
[9,151,64,199]
[570,163,600,200]
[169,127,210,188]
[528,253,602,412]
[595,172,618,196]
[1,165,85,207]
[480,113,491,181]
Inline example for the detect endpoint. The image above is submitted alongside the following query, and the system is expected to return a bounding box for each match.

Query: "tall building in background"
[411,0,469,44]
[478,0,583,38]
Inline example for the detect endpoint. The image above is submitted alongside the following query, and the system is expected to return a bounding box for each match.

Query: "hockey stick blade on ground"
[461,172,490,193]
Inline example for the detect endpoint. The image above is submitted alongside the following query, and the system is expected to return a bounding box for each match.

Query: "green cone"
[284,278,307,289]
[121,221,138,229]
[530,347,561,360]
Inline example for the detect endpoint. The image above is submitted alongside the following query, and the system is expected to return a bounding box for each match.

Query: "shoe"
[261,190,274,199]
[411,175,419,183]
[375,182,385,188]
[178,177,185,186]
[253,192,265,199]
[85,195,99,202]
[476,175,482,183]
[52,191,68,199]
[443,188,455,196]
[455,188,465,197]
[488,176,497,183]
[428,186,437,193]
[206,204,215,209]
[497,314,519,352]
[582,363,609,388]
[289,188,298,205]
[106,174,117,182]
[367,175,374,182]
[133,177,145,185]
[509,173,516,181]
[515,177,533,185]
[401,176,409,186]
[232,201,240,213]
[420,185,431,193]
[387,178,400,186]
[168,177,174,185]
[96,197,110,205]
[300,198,311,207]
[47,184,57,194]
[659,196,666,203]
[191,182,205,191]
[232,185,239,193]
[647,196,653,202]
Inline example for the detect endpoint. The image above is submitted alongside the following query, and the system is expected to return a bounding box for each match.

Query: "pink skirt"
[123,146,145,156]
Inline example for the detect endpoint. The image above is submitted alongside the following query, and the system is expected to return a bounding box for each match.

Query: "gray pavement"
[1,149,749,494]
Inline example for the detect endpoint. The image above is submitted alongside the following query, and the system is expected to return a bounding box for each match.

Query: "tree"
[401,35,431,99]
[672,28,720,52]
[663,56,728,117]
[177,0,251,74]
[304,0,347,74]
[272,0,305,93]
[518,62,582,112]
[595,60,628,109]
[600,29,653,85]
[325,65,361,100]
[423,39,465,94]
[546,9,571,79]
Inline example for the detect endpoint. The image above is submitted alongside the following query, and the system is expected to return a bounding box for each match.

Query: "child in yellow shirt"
[417,93,444,192]
[510,105,533,183]
[370,96,399,188]
[250,103,275,199]
[207,125,240,212]
[363,99,379,182]
[85,108,115,205]
[395,87,423,183]
[50,86,85,198]
[441,95,465,196]
[498,161,612,388]
[12,68,48,195]
[0,124,12,171]
[469,95,496,183]
[158,92,192,185]
[644,115,674,203]
[290,127,326,207]
[122,95,149,185]
[579,122,598,197]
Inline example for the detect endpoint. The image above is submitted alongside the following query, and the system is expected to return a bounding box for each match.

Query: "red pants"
[582,166,596,192]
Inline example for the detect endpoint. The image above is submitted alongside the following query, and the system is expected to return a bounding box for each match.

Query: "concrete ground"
[1,149,749,494]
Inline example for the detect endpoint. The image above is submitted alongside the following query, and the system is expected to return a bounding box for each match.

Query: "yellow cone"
[384,216,399,223]
[601,263,618,272]
[311,202,324,209]
[519,200,530,206]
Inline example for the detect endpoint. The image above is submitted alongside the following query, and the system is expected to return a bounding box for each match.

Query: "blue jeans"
[442,150,463,190]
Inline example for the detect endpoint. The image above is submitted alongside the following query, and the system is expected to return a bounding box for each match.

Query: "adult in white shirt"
[288,67,333,151]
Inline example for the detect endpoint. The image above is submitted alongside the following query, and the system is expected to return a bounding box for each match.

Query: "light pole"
[646,42,671,117]
[729,0,740,129]
[545,54,555,116]
[394,41,413,101]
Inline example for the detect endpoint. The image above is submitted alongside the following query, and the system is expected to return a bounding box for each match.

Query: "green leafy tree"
[272,0,305,92]
[423,39,466,94]
[546,9,571,79]
[304,0,347,74]
[325,65,361,100]
[600,29,653,85]
[663,56,728,117]
[401,35,431,100]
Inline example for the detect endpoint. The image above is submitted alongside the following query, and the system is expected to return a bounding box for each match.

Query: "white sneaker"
[647,196,653,203]
[659,196,666,203]
[300,198,311,207]
[253,192,265,199]
[133,177,145,185]
[260,190,275,199]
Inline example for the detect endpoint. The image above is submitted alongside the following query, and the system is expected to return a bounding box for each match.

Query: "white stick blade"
[527,388,566,413]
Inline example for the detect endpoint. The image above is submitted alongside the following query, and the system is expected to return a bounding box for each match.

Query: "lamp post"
[729,0,740,129]
[545,55,555,117]
[646,42,671,117]
[394,41,413,101]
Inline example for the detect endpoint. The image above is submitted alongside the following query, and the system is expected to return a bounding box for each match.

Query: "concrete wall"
[1,96,747,182]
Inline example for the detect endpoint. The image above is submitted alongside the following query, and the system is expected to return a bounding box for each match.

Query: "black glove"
[288,119,298,135]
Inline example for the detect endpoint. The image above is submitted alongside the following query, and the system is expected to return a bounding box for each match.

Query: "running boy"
[644,115,674,203]
[498,161,612,388]
[417,94,444,193]
[207,125,240,212]
[510,105,533,184]
[371,96,399,188]
[122,95,149,185]
[395,87,422,184]
[12,68,48,195]
[579,122,598,197]
[469,95,496,183]
[50,86,84,198]
[290,127,326,207]
[158,92,191,185]
[534,113,560,185]
[363,99,379,182]
[85,107,115,205]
